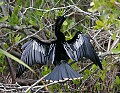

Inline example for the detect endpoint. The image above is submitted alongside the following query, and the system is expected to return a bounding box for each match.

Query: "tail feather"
[65,64,78,79]
[61,63,68,80]
[44,62,82,82]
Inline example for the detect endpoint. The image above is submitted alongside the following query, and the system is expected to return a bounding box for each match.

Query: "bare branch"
[0,24,33,31]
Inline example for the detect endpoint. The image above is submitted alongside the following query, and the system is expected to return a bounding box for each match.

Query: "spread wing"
[16,37,56,77]
[63,32,103,70]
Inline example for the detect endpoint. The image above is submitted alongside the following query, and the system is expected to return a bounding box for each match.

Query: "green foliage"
[111,43,120,53]
[34,0,44,8]
[8,6,22,26]
[49,84,61,92]
[116,76,120,85]
[72,79,80,85]
[102,60,107,67]
[91,64,98,70]
[15,34,22,43]
[0,49,35,73]
[0,53,6,73]
[89,0,120,30]
[115,76,120,91]
[42,66,51,76]
[62,18,76,40]
[111,32,117,40]
[29,20,37,26]
[71,63,78,71]
[0,16,8,23]
[0,44,9,73]
[0,1,3,6]
[94,20,104,29]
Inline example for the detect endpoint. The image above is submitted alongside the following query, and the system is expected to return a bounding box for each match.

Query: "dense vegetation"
[0,0,120,92]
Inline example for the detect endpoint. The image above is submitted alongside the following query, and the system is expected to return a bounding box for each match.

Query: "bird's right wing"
[16,37,56,77]
[63,32,103,70]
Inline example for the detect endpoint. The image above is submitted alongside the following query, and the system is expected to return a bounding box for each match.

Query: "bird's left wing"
[63,32,103,69]
[16,37,56,77]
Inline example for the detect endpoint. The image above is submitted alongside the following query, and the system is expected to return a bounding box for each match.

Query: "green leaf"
[0,2,3,6]
[63,20,68,25]
[0,53,5,64]
[111,49,120,53]
[8,6,22,25]
[72,79,80,84]
[0,49,35,73]
[0,16,8,23]
[15,34,21,43]
[110,0,115,3]
[9,14,19,25]
[102,60,107,67]
[96,83,100,91]
[71,63,78,70]
[111,43,120,53]
[96,20,104,27]
[101,73,106,81]
[44,66,48,71]
[112,32,116,40]
[42,66,51,76]
[14,6,22,15]
[118,43,120,50]
[84,69,91,75]
[116,76,120,85]
[3,43,9,49]
[91,64,97,70]
[0,67,4,72]
[29,20,37,26]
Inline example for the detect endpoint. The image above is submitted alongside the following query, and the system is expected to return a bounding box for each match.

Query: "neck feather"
[55,25,65,41]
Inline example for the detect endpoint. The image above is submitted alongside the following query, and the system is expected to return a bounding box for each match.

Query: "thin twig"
[6,24,54,51]
[25,74,48,93]
[34,80,67,93]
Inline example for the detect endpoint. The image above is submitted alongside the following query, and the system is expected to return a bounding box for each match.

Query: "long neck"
[55,24,65,41]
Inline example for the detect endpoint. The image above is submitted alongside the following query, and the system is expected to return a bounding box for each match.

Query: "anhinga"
[16,14,103,81]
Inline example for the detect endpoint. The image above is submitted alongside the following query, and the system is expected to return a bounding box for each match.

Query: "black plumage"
[16,15,103,81]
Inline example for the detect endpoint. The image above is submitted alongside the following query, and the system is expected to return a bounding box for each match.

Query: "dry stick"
[24,5,76,12]
[6,57,16,83]
[111,38,119,49]
[73,6,92,16]
[0,24,33,37]
[79,68,99,92]
[92,28,104,39]
[25,74,48,93]
[99,51,120,58]
[10,50,21,58]
[34,80,68,93]
[6,24,54,51]
[79,62,94,73]
[16,78,37,85]
[107,36,112,52]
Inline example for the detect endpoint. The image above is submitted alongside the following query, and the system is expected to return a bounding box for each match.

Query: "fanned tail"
[44,62,82,82]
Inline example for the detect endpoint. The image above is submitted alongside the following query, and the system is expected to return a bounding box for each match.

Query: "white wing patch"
[73,34,84,50]
[49,44,56,64]
[63,34,85,61]
[33,41,45,54]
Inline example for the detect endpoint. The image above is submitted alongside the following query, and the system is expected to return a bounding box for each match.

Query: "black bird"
[16,14,103,81]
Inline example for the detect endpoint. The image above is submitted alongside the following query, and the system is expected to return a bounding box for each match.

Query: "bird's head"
[55,15,67,26]
[55,12,74,27]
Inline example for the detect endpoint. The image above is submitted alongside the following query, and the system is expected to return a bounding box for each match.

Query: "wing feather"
[63,32,103,70]
[16,38,56,77]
